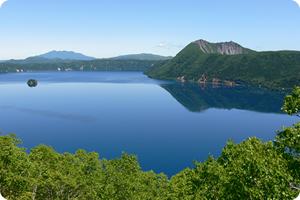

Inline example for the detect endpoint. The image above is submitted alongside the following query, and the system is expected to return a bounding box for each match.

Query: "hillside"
[144,39,300,90]
[109,53,173,60]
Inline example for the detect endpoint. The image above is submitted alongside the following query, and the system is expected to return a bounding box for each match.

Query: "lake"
[0,71,297,177]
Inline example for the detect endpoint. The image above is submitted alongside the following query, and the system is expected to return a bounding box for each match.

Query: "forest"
[1,86,300,199]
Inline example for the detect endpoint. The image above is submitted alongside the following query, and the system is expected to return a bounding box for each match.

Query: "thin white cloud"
[156,42,184,49]
[157,42,170,47]
[0,0,8,8]
[293,0,300,8]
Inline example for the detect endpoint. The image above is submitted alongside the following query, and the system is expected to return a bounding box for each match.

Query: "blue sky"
[0,0,300,60]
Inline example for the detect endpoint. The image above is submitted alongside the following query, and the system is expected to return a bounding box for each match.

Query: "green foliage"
[0,135,168,199]
[0,132,32,199]
[217,138,294,199]
[146,42,300,90]
[274,86,300,193]
[167,138,296,199]
[167,168,195,199]
[282,86,300,116]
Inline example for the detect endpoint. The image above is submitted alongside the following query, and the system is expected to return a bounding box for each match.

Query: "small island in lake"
[27,79,38,87]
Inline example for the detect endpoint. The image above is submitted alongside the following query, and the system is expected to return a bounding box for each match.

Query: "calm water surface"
[0,71,297,177]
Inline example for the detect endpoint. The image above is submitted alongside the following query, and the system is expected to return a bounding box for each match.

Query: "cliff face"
[193,40,216,54]
[216,41,245,54]
[193,39,252,55]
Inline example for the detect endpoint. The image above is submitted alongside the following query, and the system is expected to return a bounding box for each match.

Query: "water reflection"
[161,83,289,114]
[0,105,97,123]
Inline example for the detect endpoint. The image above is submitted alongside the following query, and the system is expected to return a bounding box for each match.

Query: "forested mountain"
[0,59,161,73]
[145,39,300,90]
[38,50,97,60]
[109,53,173,60]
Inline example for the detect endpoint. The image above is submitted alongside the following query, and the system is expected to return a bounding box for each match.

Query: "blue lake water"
[0,71,298,177]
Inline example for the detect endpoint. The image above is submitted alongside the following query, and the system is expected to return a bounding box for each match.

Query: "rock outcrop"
[193,39,251,55]
[177,76,185,82]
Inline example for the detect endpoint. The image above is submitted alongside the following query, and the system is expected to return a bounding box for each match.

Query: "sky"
[0,0,300,60]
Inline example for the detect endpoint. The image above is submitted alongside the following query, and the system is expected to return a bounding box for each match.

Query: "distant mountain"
[5,50,97,64]
[145,39,300,90]
[38,50,97,60]
[109,53,173,60]
[5,56,76,64]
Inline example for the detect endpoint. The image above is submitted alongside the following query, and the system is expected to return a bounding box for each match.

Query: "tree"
[274,85,300,192]
[167,138,296,199]
[0,130,33,199]
[98,152,168,199]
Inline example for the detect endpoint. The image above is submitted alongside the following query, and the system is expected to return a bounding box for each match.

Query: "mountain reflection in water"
[160,82,288,114]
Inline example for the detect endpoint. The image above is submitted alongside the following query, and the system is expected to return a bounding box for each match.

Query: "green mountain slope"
[145,40,300,90]
[109,53,173,60]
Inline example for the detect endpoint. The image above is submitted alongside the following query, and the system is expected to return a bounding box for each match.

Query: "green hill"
[144,39,300,90]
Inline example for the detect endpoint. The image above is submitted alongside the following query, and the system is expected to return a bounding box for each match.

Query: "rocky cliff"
[193,39,254,55]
